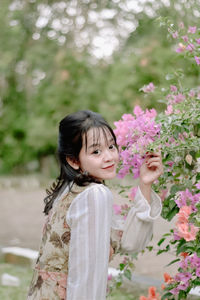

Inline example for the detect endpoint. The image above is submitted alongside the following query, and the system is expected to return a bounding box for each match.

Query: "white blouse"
[66,183,162,300]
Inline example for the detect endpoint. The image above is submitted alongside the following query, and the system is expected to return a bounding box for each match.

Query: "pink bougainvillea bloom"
[113,204,122,215]
[134,105,143,116]
[188,26,197,34]
[171,287,180,295]
[196,38,200,44]
[195,56,200,65]
[189,90,196,97]
[141,82,155,93]
[128,186,138,201]
[179,22,184,29]
[145,108,157,118]
[170,85,178,92]
[160,189,168,201]
[176,222,198,241]
[174,93,185,103]
[186,43,195,52]
[172,31,178,38]
[182,35,189,42]
[195,182,200,189]
[167,161,174,167]
[177,205,191,222]
[107,274,112,281]
[176,43,186,52]
[165,104,173,115]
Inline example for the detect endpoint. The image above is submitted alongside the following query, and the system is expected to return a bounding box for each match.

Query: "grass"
[0,263,199,300]
[0,263,146,300]
[0,263,32,300]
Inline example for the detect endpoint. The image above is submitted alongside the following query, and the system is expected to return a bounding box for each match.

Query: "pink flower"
[134,105,143,116]
[167,161,174,167]
[176,222,198,241]
[196,38,200,45]
[113,204,122,215]
[179,22,184,29]
[172,31,178,38]
[170,85,178,92]
[174,93,185,103]
[195,182,200,189]
[188,26,197,34]
[141,82,155,93]
[177,206,191,223]
[195,56,200,65]
[145,108,157,118]
[165,105,173,115]
[189,90,195,97]
[129,186,138,201]
[160,189,168,201]
[107,274,112,281]
[186,43,195,52]
[176,43,186,53]
[182,35,189,42]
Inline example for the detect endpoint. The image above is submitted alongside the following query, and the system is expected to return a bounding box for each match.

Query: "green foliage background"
[1,0,199,175]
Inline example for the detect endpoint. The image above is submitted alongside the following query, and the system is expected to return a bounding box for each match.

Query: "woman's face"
[78,127,119,182]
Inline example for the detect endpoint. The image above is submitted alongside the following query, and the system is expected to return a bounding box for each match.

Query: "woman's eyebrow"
[88,143,100,149]
[88,138,114,148]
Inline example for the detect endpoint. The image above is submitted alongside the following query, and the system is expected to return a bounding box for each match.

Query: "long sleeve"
[66,184,113,300]
[111,187,162,254]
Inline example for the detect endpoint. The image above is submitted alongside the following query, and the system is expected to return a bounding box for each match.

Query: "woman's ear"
[66,157,79,170]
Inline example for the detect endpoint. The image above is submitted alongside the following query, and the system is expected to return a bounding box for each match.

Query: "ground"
[0,176,178,281]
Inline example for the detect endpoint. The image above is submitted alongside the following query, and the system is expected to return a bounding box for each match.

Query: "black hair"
[43,110,117,215]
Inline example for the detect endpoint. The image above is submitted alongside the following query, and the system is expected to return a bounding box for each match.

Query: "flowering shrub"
[114,106,160,179]
[110,18,200,300]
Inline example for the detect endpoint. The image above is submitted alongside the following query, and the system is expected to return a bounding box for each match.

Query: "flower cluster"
[175,189,200,212]
[140,82,155,93]
[114,106,160,178]
[164,253,200,295]
[165,84,200,116]
[174,205,199,242]
[113,203,130,219]
[168,23,200,65]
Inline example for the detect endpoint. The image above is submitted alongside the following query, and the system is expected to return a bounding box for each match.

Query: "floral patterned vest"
[27,183,89,300]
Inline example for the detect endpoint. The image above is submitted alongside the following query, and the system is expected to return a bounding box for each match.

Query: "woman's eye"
[109,144,116,150]
[93,149,101,155]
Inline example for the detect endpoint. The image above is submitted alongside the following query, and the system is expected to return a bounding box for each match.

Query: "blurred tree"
[0,0,199,174]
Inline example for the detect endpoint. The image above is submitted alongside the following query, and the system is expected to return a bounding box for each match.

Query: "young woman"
[27,110,163,300]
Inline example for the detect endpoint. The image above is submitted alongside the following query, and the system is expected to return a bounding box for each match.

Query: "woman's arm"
[66,184,113,300]
[111,152,163,254]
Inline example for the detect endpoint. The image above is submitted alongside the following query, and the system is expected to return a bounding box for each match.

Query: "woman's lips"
[102,164,115,169]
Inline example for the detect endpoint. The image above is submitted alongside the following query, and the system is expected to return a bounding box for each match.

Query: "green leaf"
[157,237,166,246]
[146,246,153,251]
[124,269,132,281]
[178,290,187,299]
[161,292,173,300]
[119,263,125,271]
[116,281,122,288]
[166,258,180,267]
[166,206,179,221]
[192,279,200,285]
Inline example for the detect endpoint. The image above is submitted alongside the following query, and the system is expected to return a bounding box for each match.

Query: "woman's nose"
[104,149,113,161]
